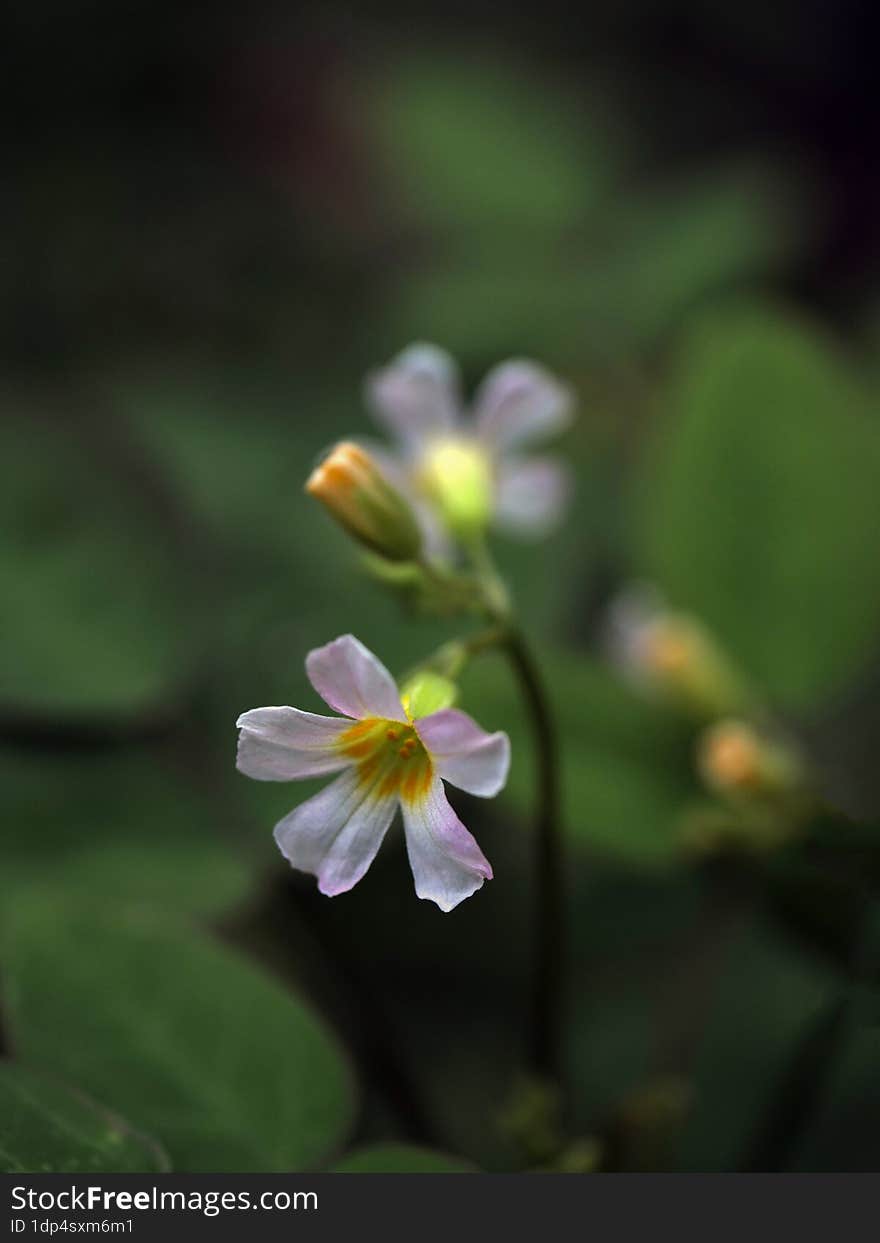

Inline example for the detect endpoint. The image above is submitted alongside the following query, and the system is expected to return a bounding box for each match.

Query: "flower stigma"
[338,717,434,804]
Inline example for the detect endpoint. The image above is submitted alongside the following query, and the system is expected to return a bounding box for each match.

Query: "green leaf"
[332,1144,475,1173]
[380,166,803,366]
[636,307,880,708]
[576,166,804,354]
[3,899,357,1172]
[0,1063,169,1174]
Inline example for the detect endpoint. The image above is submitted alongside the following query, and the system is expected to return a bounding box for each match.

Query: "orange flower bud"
[697,720,804,801]
[307,442,422,563]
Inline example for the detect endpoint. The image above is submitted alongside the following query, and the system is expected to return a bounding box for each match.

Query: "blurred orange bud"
[307,442,422,563]
[697,719,804,801]
[605,586,754,719]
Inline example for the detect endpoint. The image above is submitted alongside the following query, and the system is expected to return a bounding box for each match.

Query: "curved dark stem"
[503,629,566,1089]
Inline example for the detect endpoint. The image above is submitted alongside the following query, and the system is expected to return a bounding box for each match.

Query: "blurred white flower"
[364,344,575,543]
[604,582,752,718]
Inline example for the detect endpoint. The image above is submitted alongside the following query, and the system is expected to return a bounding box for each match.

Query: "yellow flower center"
[338,718,433,804]
[417,436,493,535]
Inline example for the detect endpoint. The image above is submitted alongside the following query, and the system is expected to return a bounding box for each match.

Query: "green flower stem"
[421,626,509,680]
[465,533,566,1090]
[463,535,511,619]
[413,537,568,1091]
[501,627,566,1089]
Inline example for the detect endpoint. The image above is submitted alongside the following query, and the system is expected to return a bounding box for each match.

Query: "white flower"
[364,344,574,542]
[236,635,510,911]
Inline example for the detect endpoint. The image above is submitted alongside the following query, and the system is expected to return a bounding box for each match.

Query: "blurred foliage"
[369,55,807,368]
[2,899,356,1171]
[2,749,255,917]
[635,305,880,709]
[466,650,696,867]
[0,411,194,714]
[0,1064,170,1174]
[675,916,833,1170]
[788,1025,880,1171]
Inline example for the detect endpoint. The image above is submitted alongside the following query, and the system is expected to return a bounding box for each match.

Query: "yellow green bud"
[399,670,458,719]
[306,442,422,563]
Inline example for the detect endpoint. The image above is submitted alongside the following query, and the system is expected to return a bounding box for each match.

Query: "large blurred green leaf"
[0,1063,170,1174]
[332,1144,474,1173]
[578,168,801,354]
[0,413,194,715]
[380,167,802,366]
[3,899,356,1171]
[636,307,880,708]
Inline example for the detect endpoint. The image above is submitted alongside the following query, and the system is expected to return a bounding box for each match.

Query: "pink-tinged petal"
[306,634,406,722]
[474,361,574,453]
[494,456,572,537]
[236,706,351,781]
[416,709,510,798]
[401,777,493,912]
[273,768,398,897]
[411,496,455,562]
[365,343,460,451]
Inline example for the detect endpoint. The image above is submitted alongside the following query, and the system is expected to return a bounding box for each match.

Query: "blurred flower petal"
[416,709,510,797]
[401,777,493,911]
[602,581,668,679]
[474,360,573,452]
[365,343,461,450]
[494,456,572,536]
[236,706,351,780]
[273,768,397,896]
[306,634,406,722]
